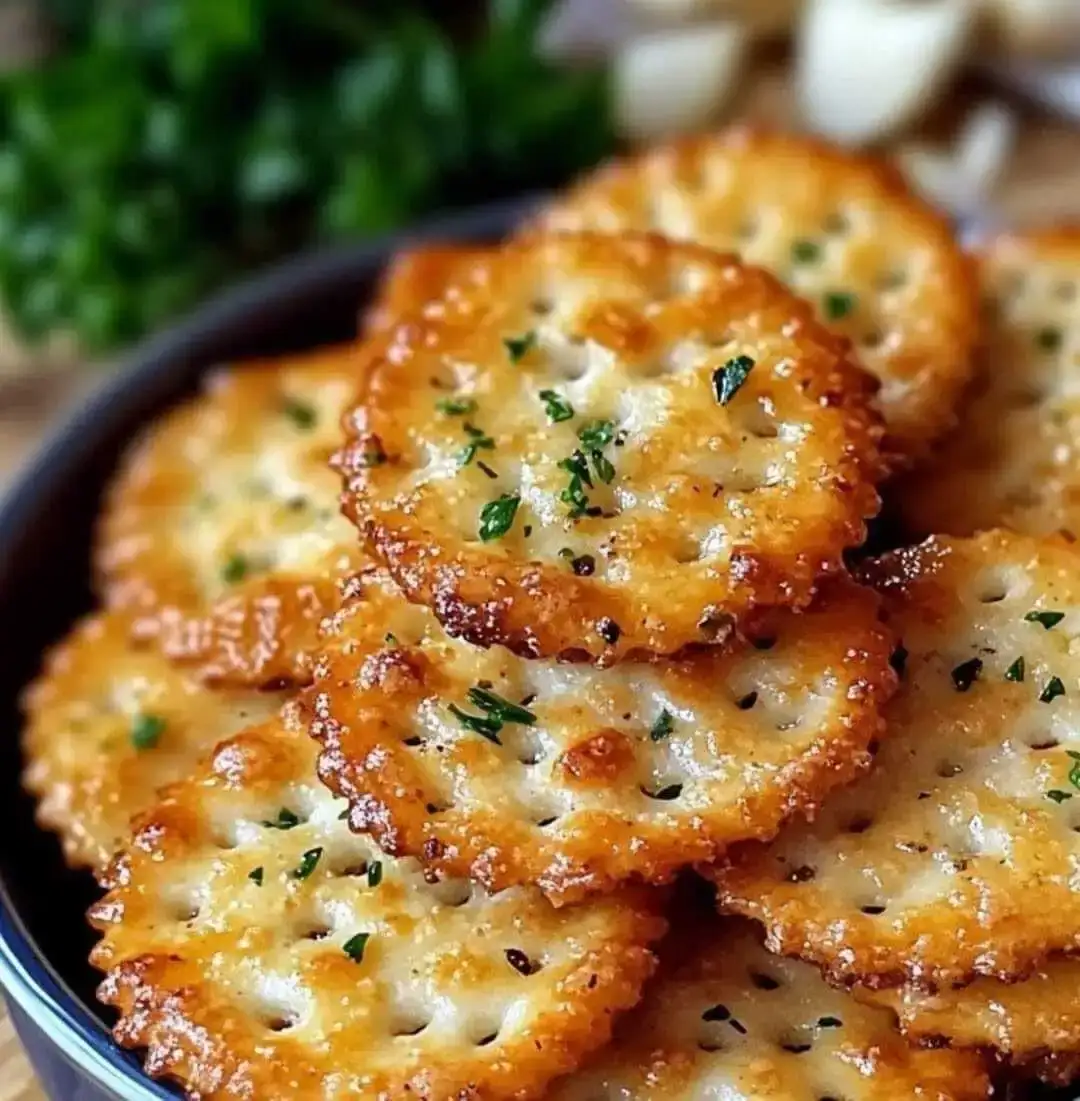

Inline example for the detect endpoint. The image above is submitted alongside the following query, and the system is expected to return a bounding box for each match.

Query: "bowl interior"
[0,198,529,1089]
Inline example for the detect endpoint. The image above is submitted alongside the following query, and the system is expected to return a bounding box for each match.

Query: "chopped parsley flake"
[504,330,537,363]
[1005,657,1026,682]
[1047,789,1073,804]
[590,450,615,485]
[578,419,615,450]
[1025,609,1066,630]
[384,632,399,646]
[712,354,756,405]
[791,240,821,264]
[951,657,983,692]
[343,932,371,964]
[221,553,250,584]
[1037,327,1063,352]
[436,397,477,416]
[650,709,675,742]
[282,398,317,430]
[130,713,166,750]
[449,704,503,744]
[248,867,264,886]
[1042,676,1067,704]
[458,422,495,467]
[558,450,595,518]
[478,493,520,541]
[367,861,383,888]
[263,808,301,830]
[293,847,323,880]
[1069,750,1080,790]
[818,1016,842,1028]
[468,686,538,726]
[538,389,574,423]
[823,291,857,320]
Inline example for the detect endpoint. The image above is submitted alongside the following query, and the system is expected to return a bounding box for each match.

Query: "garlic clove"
[798,0,976,145]
[613,21,750,143]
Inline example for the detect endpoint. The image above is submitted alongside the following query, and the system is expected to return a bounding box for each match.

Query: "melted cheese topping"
[551,919,990,1101]
[340,232,882,662]
[716,531,1080,987]
[310,569,894,904]
[541,128,978,465]
[97,345,365,686]
[21,612,283,871]
[89,708,665,1100]
[904,230,1080,539]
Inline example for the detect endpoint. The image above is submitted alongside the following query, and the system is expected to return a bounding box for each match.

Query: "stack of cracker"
[26,128,1080,1099]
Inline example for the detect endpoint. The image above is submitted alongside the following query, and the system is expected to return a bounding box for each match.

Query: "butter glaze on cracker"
[339,232,883,662]
[21,612,284,872]
[715,531,1080,988]
[89,705,665,1100]
[97,345,365,687]
[310,568,895,904]
[541,128,978,465]
[550,918,990,1101]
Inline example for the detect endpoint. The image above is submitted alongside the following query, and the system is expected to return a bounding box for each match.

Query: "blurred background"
[4,0,1080,486]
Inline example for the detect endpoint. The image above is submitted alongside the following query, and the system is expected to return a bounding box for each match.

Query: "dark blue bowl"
[0,197,529,1100]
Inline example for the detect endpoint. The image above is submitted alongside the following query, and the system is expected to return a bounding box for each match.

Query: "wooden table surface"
[3,76,1080,1101]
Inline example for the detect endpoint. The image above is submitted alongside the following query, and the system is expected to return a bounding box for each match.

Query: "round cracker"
[550,917,990,1101]
[97,345,365,687]
[539,128,978,465]
[310,568,895,905]
[714,531,1080,988]
[904,230,1080,540]
[863,961,1080,1082]
[364,245,494,334]
[21,612,284,871]
[88,710,665,1101]
[339,231,883,663]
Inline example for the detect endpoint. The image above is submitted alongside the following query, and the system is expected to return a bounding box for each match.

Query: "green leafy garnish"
[248,867,264,886]
[263,808,301,830]
[504,330,537,363]
[538,389,574,423]
[951,658,983,692]
[221,553,250,584]
[1041,676,1067,704]
[578,419,615,449]
[478,493,520,541]
[1005,657,1026,682]
[1069,750,1080,790]
[1047,789,1073,804]
[293,847,323,880]
[468,686,537,726]
[0,3,613,354]
[343,931,371,964]
[282,397,317,429]
[650,709,675,742]
[791,240,821,264]
[458,422,495,467]
[1025,610,1066,630]
[130,712,166,750]
[711,355,755,405]
[449,703,503,744]
[1037,327,1063,352]
[590,450,615,485]
[436,397,477,416]
[450,685,537,745]
[823,291,857,320]
[367,860,383,888]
